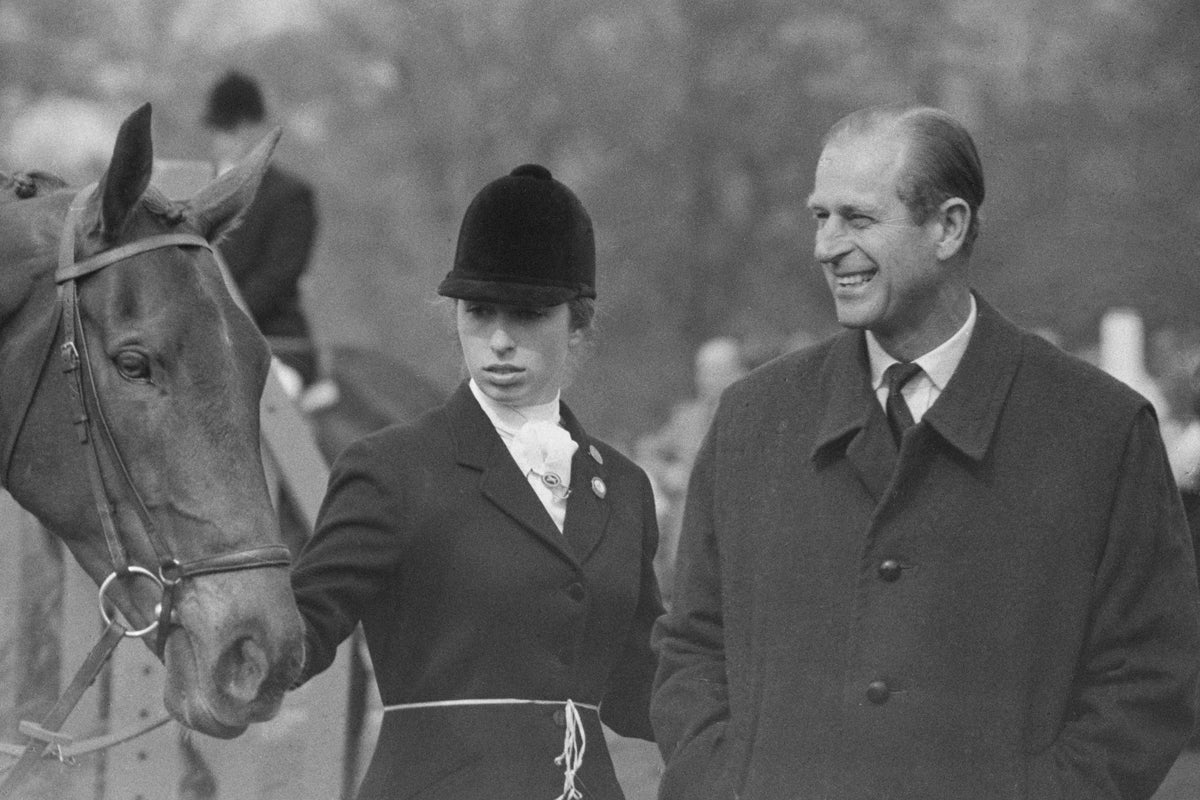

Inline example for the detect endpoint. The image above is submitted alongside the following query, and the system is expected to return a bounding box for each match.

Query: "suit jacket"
[293,381,663,800]
[218,164,316,340]
[651,296,1200,800]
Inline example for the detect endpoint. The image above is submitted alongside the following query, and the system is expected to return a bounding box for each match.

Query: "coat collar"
[811,294,1023,466]
[445,381,608,566]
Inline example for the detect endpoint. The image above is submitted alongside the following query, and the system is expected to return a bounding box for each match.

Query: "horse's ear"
[93,103,154,242]
[187,127,281,242]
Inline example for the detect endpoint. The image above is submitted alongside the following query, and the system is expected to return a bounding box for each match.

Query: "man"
[651,105,1200,799]
[202,70,320,389]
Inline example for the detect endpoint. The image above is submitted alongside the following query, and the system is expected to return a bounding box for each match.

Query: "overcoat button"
[878,559,902,582]
[567,582,586,602]
[553,709,566,727]
[866,680,891,704]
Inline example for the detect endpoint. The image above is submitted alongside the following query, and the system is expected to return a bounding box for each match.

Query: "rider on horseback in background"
[202,70,323,400]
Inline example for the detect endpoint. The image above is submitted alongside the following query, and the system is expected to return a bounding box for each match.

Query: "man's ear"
[934,197,970,260]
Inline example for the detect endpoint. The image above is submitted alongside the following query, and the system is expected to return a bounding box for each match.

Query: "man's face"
[806,132,946,349]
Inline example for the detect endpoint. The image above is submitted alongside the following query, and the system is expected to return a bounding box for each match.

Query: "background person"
[202,69,320,391]
[290,164,663,800]
[636,336,745,605]
[650,105,1200,799]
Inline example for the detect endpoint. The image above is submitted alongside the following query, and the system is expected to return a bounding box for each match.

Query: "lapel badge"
[591,476,607,499]
[540,471,571,500]
[589,445,603,464]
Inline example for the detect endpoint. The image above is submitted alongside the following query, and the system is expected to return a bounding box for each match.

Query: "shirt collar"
[867,294,978,391]
[468,379,561,438]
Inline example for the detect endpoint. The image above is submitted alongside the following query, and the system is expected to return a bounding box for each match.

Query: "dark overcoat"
[293,381,663,800]
[218,164,317,379]
[651,296,1200,800]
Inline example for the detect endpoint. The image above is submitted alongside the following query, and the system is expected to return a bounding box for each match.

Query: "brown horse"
[0,104,304,741]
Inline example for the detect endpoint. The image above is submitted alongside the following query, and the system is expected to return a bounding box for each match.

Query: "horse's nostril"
[216,636,269,706]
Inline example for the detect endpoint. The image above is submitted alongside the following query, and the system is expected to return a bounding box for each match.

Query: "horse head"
[0,104,305,738]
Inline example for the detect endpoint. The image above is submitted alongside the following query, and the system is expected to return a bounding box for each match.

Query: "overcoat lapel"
[808,294,1024,501]
[920,296,1021,461]
[559,403,610,564]
[445,382,578,566]
[810,330,896,502]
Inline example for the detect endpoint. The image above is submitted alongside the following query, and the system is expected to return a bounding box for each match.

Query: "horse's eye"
[114,351,151,381]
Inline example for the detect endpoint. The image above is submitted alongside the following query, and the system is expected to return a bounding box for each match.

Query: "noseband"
[54,184,291,657]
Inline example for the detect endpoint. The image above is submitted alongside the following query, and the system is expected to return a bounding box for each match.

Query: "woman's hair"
[442,296,598,343]
[824,105,985,256]
[567,297,596,334]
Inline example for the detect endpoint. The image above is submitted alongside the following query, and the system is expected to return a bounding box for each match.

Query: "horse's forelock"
[141,186,187,226]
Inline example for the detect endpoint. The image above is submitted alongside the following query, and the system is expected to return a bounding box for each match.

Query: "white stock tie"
[511,420,578,530]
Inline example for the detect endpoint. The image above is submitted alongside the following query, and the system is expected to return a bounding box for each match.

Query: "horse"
[0,103,305,753]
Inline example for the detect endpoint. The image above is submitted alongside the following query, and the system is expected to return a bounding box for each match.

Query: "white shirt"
[469,380,574,532]
[866,295,978,424]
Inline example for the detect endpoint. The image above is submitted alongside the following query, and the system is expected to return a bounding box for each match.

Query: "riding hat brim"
[437,274,592,307]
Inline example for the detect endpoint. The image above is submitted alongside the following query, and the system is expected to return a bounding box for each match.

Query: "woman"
[291,164,663,800]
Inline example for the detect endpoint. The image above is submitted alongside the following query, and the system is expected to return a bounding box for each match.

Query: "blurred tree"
[0,0,1197,441]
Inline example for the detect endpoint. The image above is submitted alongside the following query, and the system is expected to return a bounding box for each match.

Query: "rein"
[0,184,291,796]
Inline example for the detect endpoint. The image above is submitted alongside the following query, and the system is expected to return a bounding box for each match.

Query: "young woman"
[291,164,663,800]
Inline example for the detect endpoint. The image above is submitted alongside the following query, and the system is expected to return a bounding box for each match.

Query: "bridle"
[56,182,292,652]
[1,184,292,795]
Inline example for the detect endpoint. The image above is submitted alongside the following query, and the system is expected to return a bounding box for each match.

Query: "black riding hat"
[203,71,266,130]
[437,164,596,306]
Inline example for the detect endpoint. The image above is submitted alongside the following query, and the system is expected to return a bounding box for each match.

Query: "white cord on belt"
[382,697,598,800]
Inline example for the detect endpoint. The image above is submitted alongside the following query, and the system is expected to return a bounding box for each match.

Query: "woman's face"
[457,300,581,406]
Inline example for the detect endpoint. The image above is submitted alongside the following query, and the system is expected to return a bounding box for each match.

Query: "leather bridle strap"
[56,232,216,283]
[167,546,301,579]
[54,184,291,647]
[54,185,218,578]
[0,620,126,796]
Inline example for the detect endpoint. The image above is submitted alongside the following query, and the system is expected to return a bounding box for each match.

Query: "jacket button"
[567,582,586,602]
[866,680,891,704]
[877,559,902,582]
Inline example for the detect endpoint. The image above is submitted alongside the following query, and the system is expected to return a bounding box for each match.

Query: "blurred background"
[4,0,1199,451]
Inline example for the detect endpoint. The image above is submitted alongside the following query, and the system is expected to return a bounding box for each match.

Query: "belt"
[382,698,598,800]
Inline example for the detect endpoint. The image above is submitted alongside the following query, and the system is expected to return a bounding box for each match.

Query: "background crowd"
[3,0,1199,452]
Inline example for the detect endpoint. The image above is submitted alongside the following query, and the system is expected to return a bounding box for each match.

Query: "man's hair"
[824,105,985,256]
[203,71,267,130]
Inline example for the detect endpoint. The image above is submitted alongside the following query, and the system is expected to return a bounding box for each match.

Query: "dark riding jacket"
[293,381,662,800]
[217,164,318,382]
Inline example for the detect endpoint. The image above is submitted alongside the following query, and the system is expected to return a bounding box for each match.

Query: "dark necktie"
[884,361,923,445]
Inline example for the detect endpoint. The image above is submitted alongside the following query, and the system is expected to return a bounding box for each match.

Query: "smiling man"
[650,105,1200,799]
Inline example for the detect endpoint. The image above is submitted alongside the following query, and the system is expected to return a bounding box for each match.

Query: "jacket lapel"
[559,403,610,564]
[446,382,578,565]
[920,296,1021,461]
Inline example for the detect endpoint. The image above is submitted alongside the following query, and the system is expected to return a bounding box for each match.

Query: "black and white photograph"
[2,1,1199,798]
